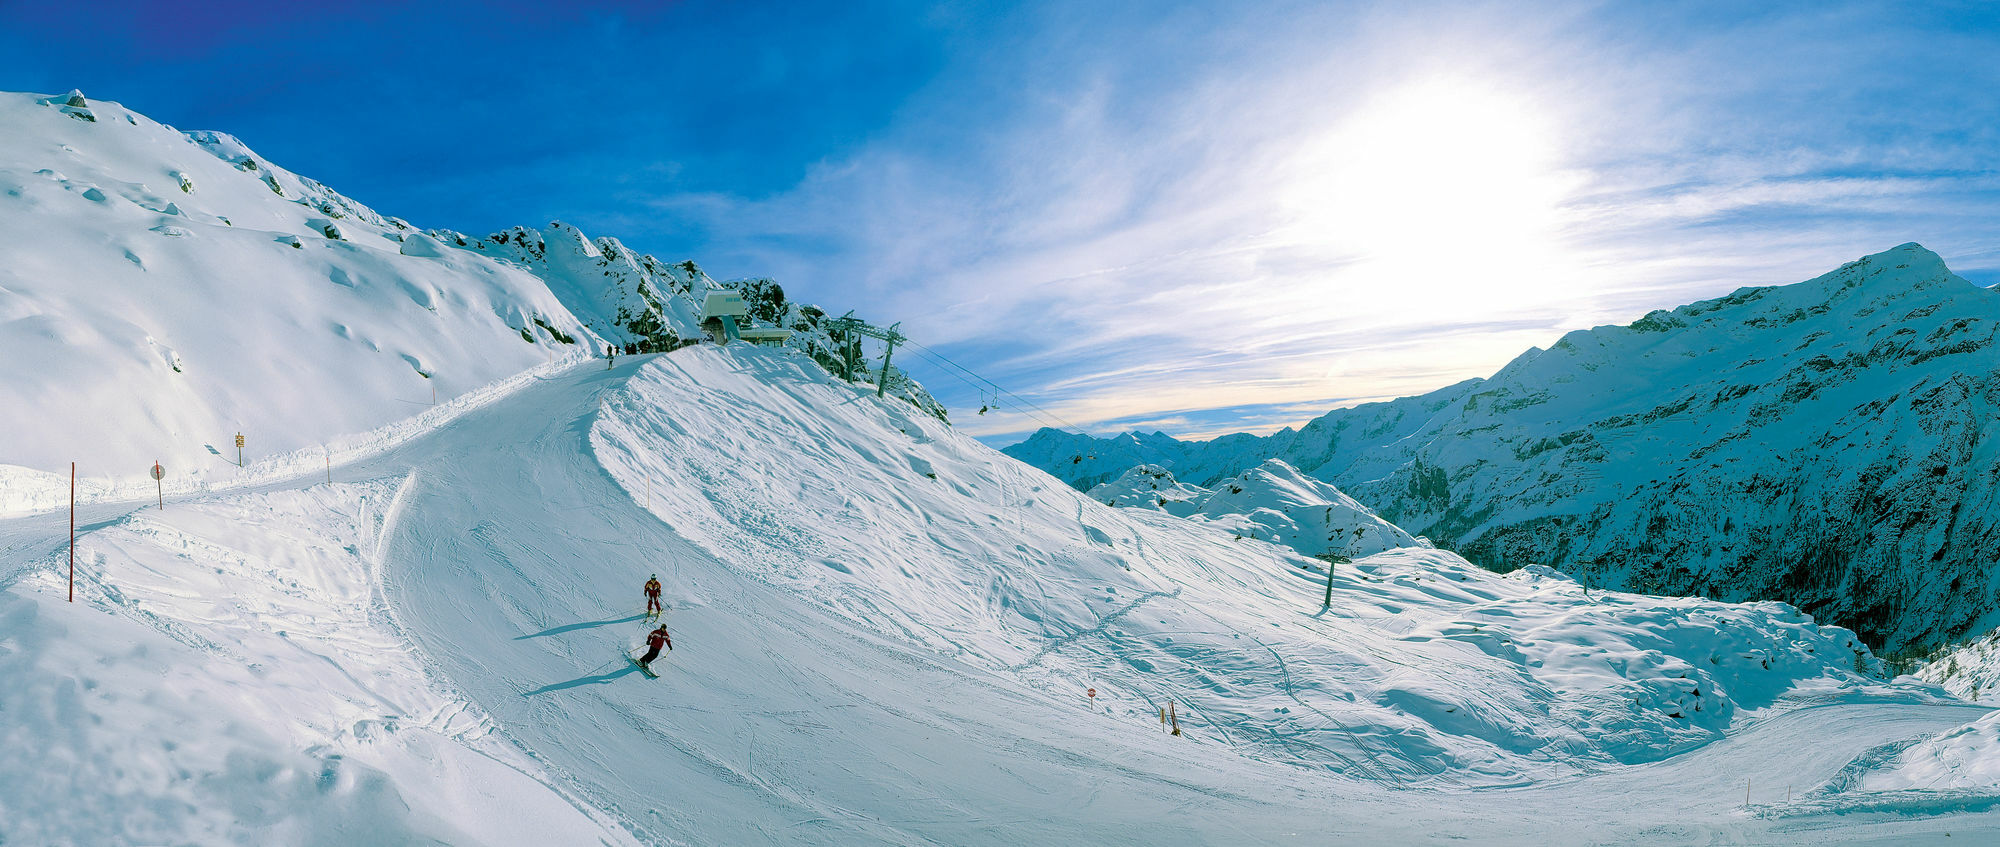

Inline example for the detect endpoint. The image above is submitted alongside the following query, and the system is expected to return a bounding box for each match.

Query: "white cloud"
[643,1,2000,445]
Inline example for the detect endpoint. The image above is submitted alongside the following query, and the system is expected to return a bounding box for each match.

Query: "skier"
[644,574,662,618]
[637,624,672,671]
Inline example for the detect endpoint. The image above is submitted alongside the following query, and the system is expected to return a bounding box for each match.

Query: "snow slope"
[1089,459,1424,561]
[378,344,2000,842]
[0,90,598,494]
[0,88,945,518]
[0,475,629,845]
[1914,627,2000,704]
[1011,244,2000,651]
[6,343,2000,843]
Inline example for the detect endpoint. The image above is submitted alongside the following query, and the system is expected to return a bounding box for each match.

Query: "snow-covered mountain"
[1088,458,1424,561]
[1011,244,2000,652]
[0,90,596,490]
[1087,463,1210,513]
[1007,379,1483,494]
[0,89,939,513]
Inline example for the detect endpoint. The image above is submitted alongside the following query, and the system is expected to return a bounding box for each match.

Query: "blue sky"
[6,1,1998,445]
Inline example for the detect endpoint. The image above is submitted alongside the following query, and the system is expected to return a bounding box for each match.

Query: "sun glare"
[1284,78,1582,318]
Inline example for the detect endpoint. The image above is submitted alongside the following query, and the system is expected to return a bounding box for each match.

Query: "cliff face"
[1011,244,2000,651]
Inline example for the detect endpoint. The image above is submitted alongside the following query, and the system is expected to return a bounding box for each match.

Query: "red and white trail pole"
[152,460,164,510]
[68,461,75,603]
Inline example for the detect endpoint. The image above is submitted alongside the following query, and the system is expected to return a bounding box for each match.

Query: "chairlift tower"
[828,313,905,397]
[828,313,865,380]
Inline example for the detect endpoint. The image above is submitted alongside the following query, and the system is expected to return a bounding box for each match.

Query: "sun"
[1283,77,1582,317]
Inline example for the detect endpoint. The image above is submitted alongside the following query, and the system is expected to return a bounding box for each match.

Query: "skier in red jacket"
[638,624,672,670]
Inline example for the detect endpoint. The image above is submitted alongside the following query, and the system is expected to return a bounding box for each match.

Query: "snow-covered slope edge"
[1011,244,2000,652]
[0,351,592,517]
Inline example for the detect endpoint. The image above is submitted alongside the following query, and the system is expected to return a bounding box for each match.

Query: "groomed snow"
[0,473,630,845]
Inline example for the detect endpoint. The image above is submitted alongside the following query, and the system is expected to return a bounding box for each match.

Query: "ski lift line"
[902,339,1091,435]
[902,347,1077,435]
[904,341,1075,428]
[908,356,1067,433]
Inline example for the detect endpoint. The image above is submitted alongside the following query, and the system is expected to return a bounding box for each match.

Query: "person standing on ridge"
[644,574,662,619]
[638,624,672,671]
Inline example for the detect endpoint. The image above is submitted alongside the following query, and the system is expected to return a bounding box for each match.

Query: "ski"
[629,655,659,679]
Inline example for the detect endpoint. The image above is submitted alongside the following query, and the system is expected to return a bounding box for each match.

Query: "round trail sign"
[151,463,164,481]
[1087,688,1096,698]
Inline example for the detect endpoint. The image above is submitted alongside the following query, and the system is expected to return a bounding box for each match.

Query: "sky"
[5,0,1998,445]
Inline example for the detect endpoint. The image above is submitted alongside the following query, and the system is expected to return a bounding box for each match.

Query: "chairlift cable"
[903,347,1076,434]
[903,340,1090,435]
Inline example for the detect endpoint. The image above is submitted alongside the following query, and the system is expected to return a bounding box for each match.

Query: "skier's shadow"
[514,614,648,640]
[522,664,642,696]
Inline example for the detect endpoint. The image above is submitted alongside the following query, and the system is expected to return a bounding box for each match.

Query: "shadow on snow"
[514,613,648,640]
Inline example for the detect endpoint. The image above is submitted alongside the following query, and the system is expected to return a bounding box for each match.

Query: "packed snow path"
[363,349,1998,845]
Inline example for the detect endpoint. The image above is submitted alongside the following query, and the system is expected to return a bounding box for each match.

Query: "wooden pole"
[155,461,163,510]
[68,462,75,602]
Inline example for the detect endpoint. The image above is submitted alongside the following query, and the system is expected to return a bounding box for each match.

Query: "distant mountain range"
[1007,243,2000,652]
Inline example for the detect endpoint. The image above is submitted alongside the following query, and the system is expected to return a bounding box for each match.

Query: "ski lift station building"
[699,290,792,347]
